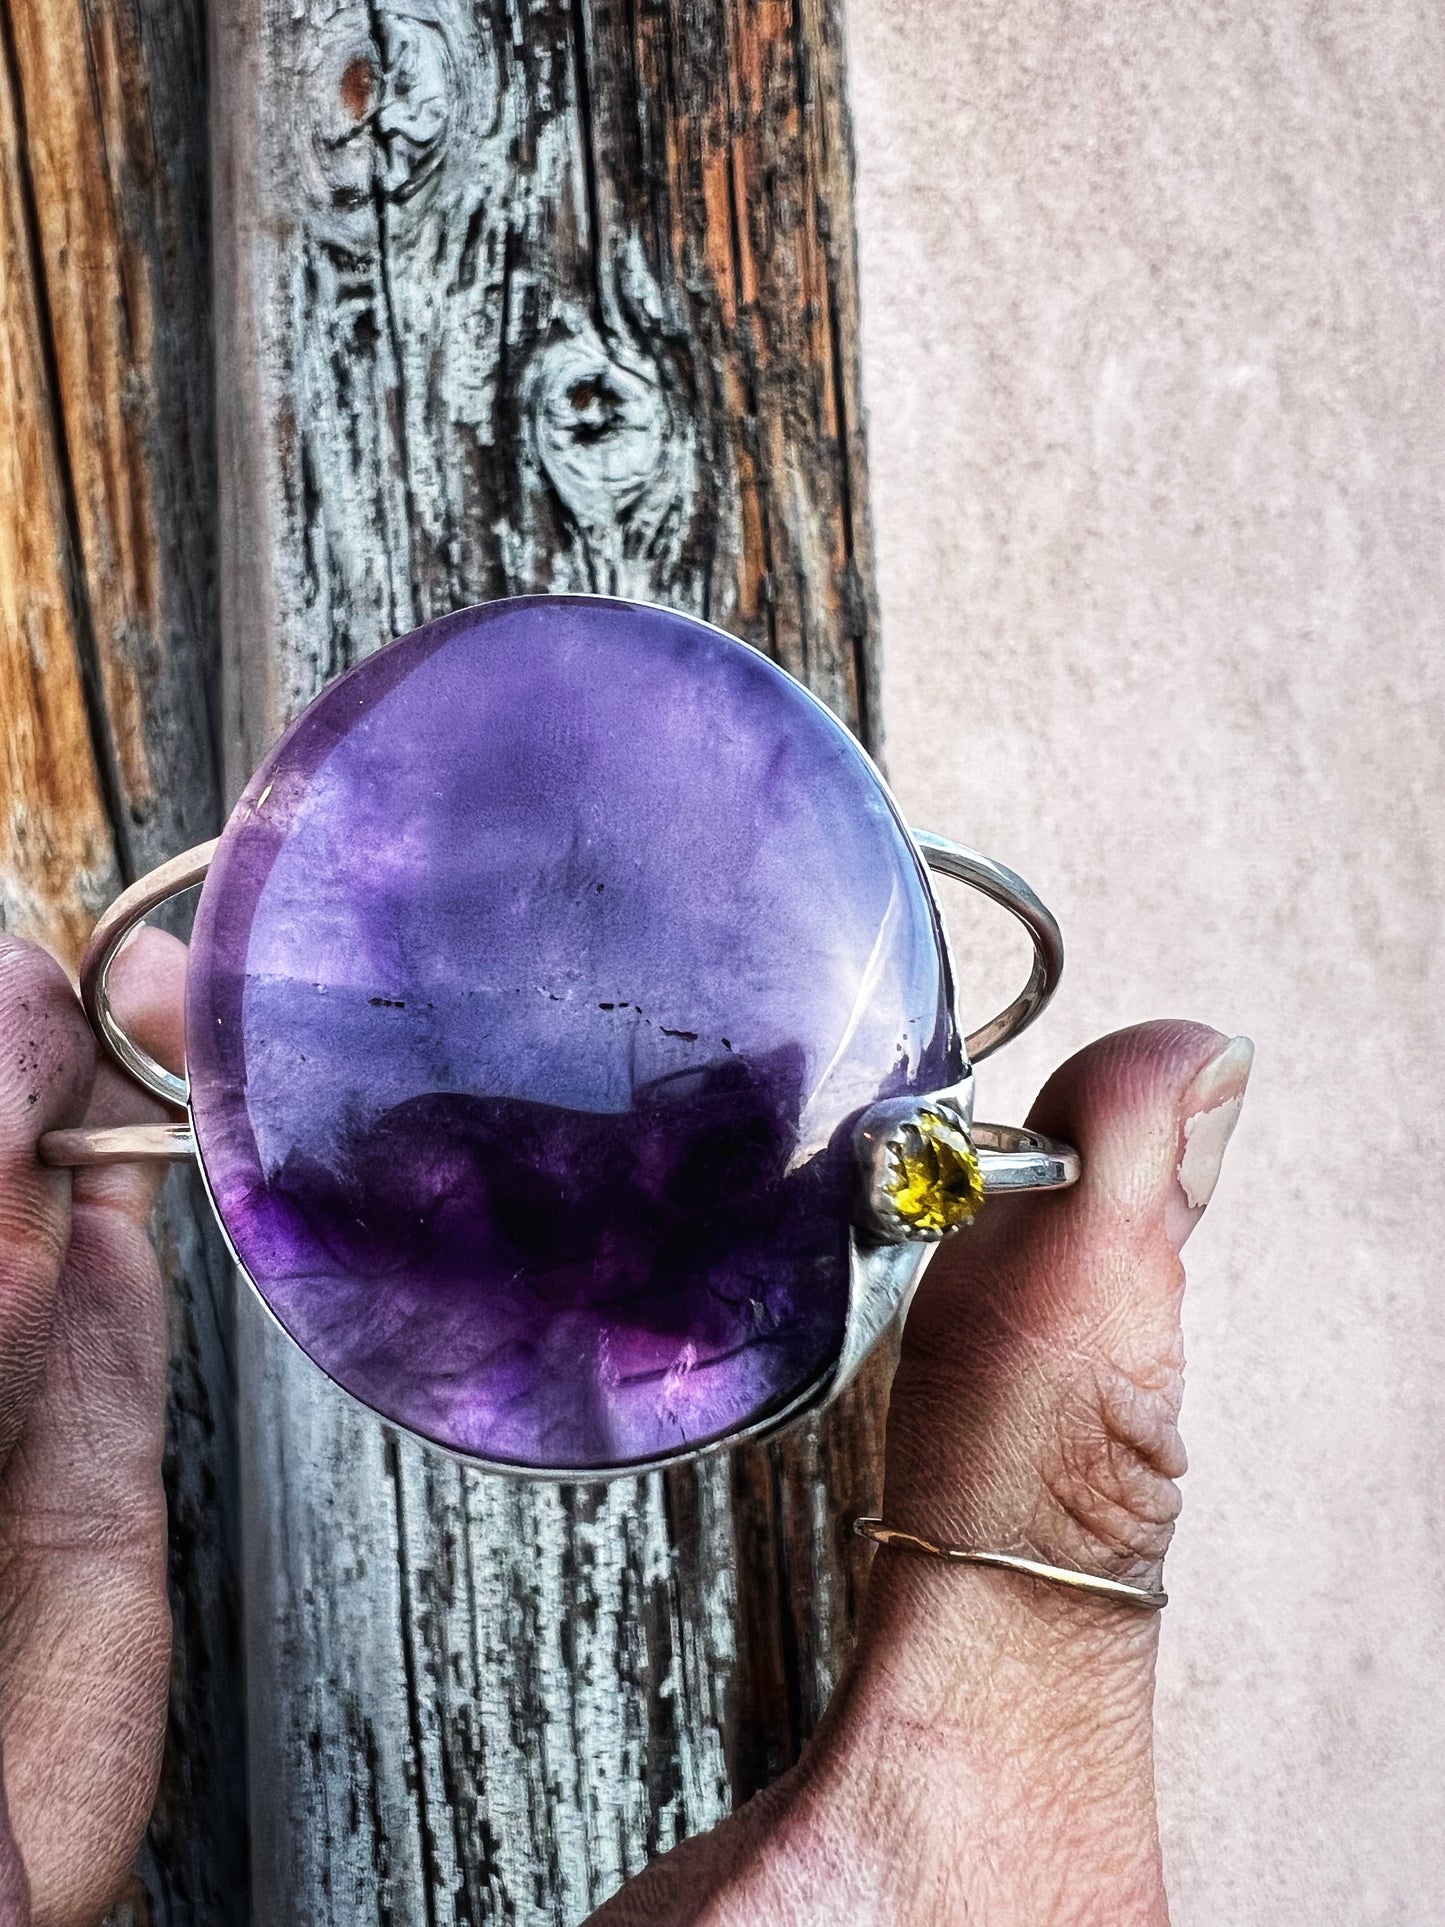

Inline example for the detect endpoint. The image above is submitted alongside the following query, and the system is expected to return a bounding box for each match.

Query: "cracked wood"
[215,2,885,1921]
[0,1,244,1919]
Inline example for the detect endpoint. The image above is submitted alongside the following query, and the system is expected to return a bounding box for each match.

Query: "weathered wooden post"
[224,0,879,1917]
[0,1,246,1918]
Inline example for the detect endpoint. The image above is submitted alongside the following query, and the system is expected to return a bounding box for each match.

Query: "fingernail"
[1165,1035,1253,1251]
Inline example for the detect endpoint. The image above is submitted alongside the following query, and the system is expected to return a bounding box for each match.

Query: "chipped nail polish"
[1165,1035,1253,1251]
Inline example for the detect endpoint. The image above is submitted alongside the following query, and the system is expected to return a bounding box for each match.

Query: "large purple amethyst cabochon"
[187,597,957,1471]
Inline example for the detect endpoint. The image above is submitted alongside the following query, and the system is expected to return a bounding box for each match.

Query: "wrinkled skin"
[0,932,1248,1926]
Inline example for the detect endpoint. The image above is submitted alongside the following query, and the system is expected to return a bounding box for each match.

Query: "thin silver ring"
[853,1519,1167,1611]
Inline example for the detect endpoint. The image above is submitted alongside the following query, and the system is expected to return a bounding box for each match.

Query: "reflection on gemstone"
[187,596,958,1470]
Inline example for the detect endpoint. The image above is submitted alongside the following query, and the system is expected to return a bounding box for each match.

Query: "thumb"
[830,1020,1252,1918]
[881,1018,1252,1596]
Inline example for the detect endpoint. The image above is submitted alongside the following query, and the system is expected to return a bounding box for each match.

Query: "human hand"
[591,1020,1251,1925]
[0,925,1248,1927]
[0,934,185,1927]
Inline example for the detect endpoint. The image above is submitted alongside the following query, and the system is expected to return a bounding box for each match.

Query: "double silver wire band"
[910,832,1063,1064]
[76,837,216,1111]
[37,832,1079,1198]
[854,1518,1168,1611]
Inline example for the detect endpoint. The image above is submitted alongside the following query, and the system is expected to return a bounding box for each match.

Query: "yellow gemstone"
[883,1108,985,1236]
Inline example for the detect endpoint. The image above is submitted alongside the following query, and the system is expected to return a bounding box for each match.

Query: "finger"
[0,940,96,1467]
[802,1021,1252,1922]
[0,933,180,1923]
[0,1219,171,1927]
[881,1019,1253,1596]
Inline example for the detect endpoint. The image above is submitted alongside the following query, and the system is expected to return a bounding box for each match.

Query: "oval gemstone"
[187,597,957,1472]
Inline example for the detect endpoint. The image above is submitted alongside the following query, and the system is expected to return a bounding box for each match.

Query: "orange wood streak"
[7,0,162,820]
[721,2,771,319]
[0,39,118,965]
[687,0,859,708]
[622,0,872,730]
[700,141,736,329]
[748,3,807,275]
[728,361,768,628]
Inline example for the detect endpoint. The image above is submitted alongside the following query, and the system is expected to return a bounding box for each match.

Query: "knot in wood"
[529,331,677,538]
[298,1,480,220]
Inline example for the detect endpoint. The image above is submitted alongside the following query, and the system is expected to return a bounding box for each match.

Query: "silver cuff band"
[77,838,216,1110]
[36,1118,1082,1186]
[910,832,1063,1063]
[68,830,1066,1107]
[36,833,1082,1216]
[853,1517,1168,1611]
[970,1123,1079,1193]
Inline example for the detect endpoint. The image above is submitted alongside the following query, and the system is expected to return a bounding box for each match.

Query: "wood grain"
[4,0,219,880]
[0,16,119,964]
[0,1,245,1919]
[215,2,884,1920]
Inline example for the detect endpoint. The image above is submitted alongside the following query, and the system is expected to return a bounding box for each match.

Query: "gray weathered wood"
[0,0,246,1918]
[212,2,885,1918]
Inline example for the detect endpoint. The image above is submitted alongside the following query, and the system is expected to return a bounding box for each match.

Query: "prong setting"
[855,1075,985,1244]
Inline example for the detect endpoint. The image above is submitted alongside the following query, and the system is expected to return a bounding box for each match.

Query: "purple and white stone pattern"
[187,597,957,1472]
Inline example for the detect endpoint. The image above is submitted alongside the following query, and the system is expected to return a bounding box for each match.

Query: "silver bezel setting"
[41,594,1081,1480]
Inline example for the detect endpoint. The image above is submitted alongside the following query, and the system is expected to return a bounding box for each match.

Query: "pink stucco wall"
[846,2,1445,1917]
